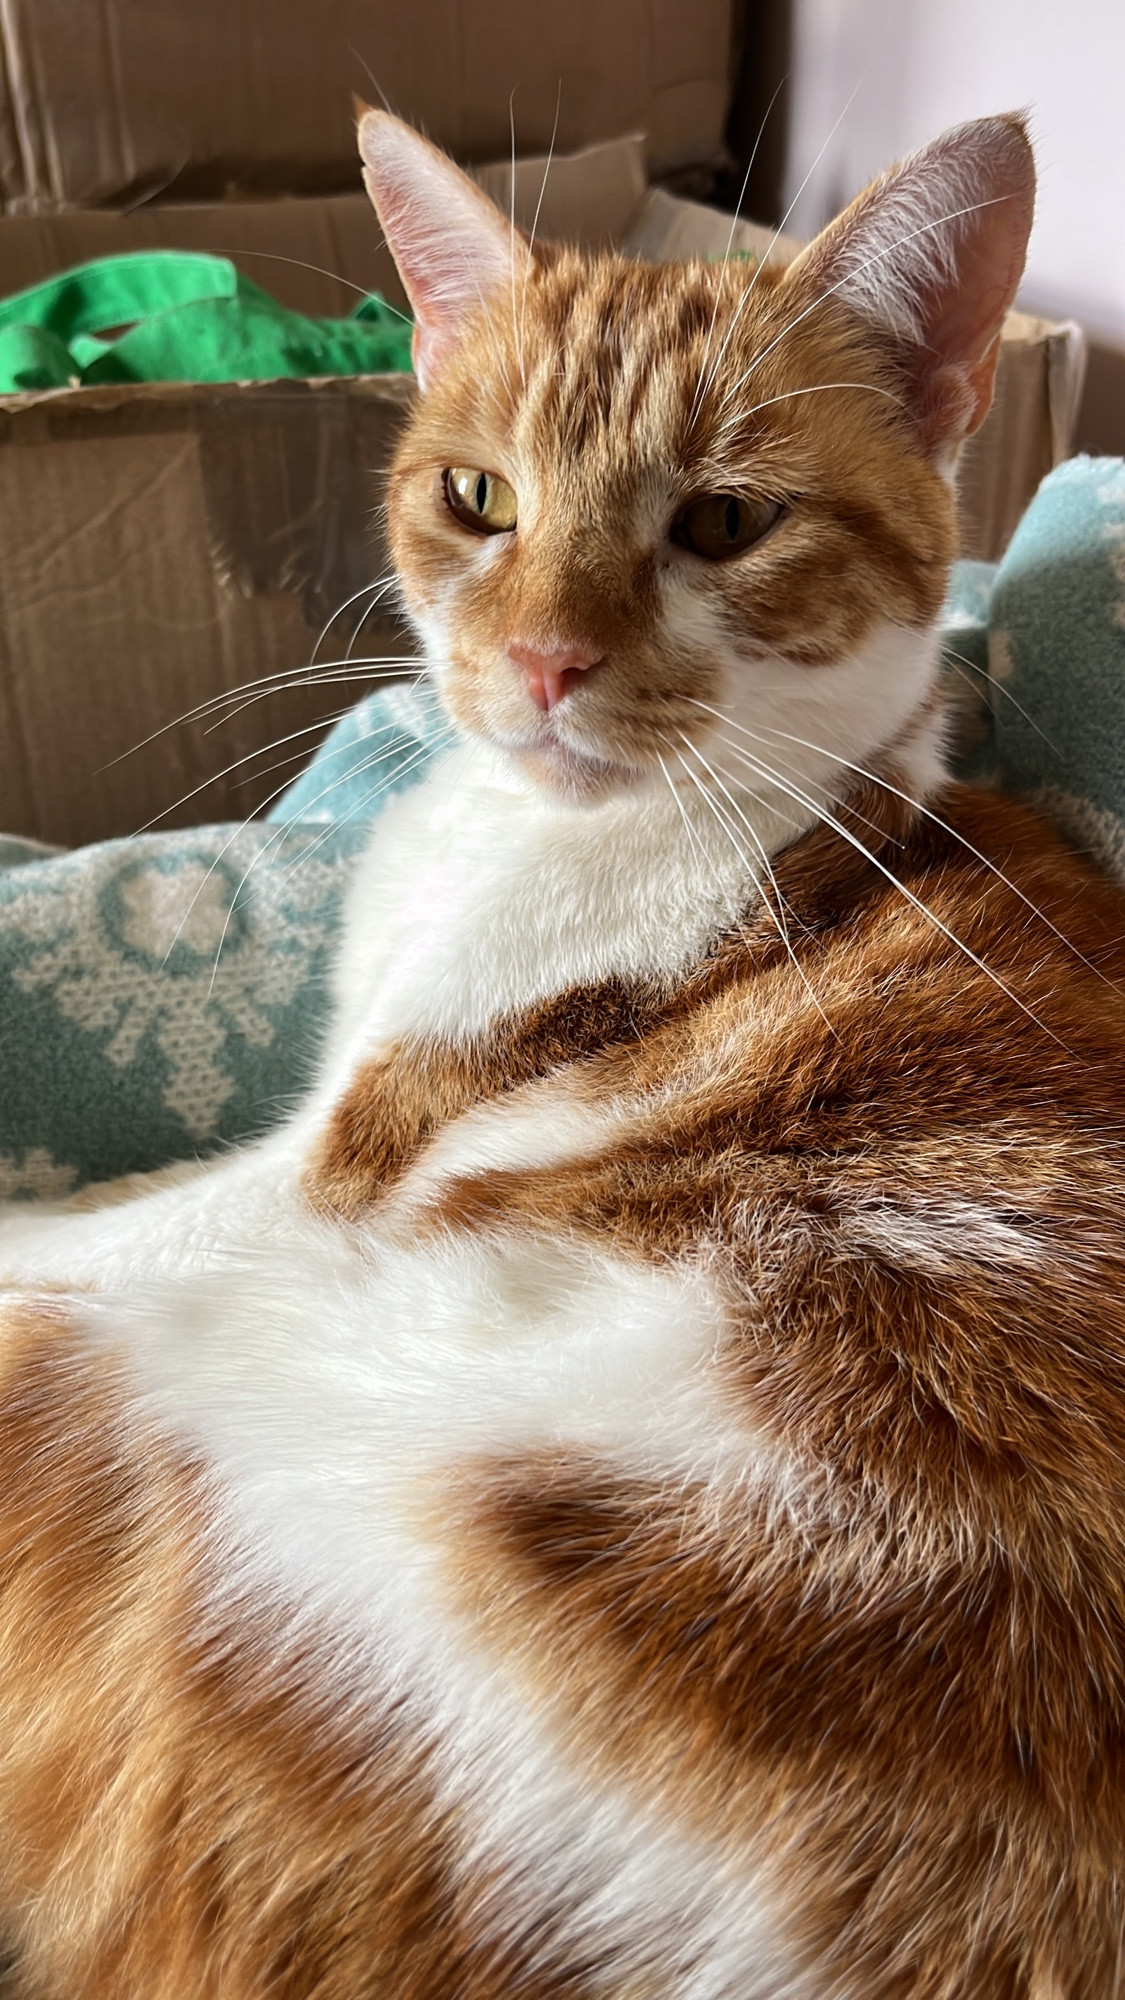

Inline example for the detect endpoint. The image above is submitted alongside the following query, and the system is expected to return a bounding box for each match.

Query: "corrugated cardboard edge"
[0,0,40,208]
[1046,320,1088,464]
[0,0,735,210]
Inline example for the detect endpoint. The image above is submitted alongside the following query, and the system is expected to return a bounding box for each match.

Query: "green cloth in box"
[0,252,412,393]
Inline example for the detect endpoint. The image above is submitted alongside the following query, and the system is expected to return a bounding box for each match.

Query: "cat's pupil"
[475,473,488,513]
[724,499,740,541]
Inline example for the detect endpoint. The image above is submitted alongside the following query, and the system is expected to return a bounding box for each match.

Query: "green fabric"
[3,459,1125,1198]
[0,252,413,392]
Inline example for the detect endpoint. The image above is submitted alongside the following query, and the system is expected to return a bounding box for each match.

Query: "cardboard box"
[0,375,412,849]
[0,139,1087,847]
[0,0,736,211]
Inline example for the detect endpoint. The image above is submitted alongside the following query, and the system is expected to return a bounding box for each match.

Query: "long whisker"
[719,196,1006,414]
[210,248,411,323]
[655,749,715,881]
[668,744,774,949]
[310,572,400,669]
[215,570,405,723]
[267,729,457,896]
[672,743,834,1037]
[346,42,395,117]
[133,708,411,836]
[673,733,837,1035]
[710,380,902,443]
[689,71,789,424]
[690,723,1073,1048]
[942,646,1060,753]
[693,79,863,419]
[107,648,416,764]
[508,93,527,391]
[101,627,413,764]
[202,667,422,743]
[686,700,891,843]
[205,655,417,736]
[688,695,1121,995]
[201,730,450,991]
[520,82,561,364]
[161,716,439,976]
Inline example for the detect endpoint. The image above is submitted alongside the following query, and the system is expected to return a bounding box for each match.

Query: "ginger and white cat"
[2,107,1124,1999]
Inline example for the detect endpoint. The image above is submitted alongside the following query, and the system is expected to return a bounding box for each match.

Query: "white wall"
[783,0,1125,343]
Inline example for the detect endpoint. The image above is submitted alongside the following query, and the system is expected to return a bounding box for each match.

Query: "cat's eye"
[443,466,518,535]
[672,493,783,561]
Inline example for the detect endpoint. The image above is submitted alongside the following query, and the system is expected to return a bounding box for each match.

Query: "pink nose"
[507,639,603,713]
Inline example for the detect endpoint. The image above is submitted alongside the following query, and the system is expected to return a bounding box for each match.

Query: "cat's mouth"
[497,728,648,801]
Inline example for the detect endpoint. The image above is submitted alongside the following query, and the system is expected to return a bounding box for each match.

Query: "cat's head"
[361,110,1033,810]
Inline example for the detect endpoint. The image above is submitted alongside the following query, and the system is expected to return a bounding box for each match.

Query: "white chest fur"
[320,740,801,1077]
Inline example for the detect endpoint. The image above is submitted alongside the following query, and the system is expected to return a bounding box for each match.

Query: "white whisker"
[509,93,527,390]
[205,731,452,992]
[202,659,420,736]
[211,248,411,322]
[689,72,789,425]
[309,573,400,669]
[103,632,415,763]
[942,646,1060,754]
[719,196,1006,414]
[161,722,439,978]
[685,717,1073,1048]
[267,730,457,896]
[688,695,1121,997]
[520,82,560,365]
[673,732,837,1035]
[133,710,409,837]
[693,80,863,420]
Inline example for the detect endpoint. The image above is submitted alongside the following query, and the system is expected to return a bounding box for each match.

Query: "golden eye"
[672,493,783,561]
[444,466,518,535]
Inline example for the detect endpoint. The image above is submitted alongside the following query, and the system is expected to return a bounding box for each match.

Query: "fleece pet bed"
[1,456,1123,1197]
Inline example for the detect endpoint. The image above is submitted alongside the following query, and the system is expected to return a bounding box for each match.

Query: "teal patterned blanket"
[2,456,1124,1196]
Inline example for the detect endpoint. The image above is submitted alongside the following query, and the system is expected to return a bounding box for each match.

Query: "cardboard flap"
[0,0,735,211]
[473,136,647,253]
[622,187,802,266]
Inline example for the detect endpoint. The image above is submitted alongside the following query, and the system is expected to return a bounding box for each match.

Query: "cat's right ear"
[357,108,530,392]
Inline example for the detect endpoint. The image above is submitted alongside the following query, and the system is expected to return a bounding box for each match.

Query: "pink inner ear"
[357,109,531,392]
[786,115,1035,456]
[916,146,1033,440]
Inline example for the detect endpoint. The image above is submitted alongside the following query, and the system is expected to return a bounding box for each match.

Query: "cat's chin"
[501,736,648,804]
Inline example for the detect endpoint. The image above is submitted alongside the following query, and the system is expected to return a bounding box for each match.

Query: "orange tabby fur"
[1,106,1123,1999]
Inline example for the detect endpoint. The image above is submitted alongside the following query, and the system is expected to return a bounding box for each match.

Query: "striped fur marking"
[448,1419,1125,2000]
[0,1305,603,2000]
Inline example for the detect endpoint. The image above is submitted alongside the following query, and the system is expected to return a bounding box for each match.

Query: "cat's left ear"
[782,113,1035,459]
[357,107,531,392]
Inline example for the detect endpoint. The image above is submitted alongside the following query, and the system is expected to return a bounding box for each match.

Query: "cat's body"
[2,109,1124,1997]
